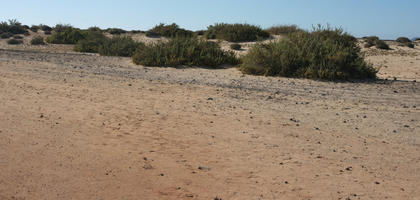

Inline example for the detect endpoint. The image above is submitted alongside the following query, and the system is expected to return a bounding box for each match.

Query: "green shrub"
[40,24,52,32]
[7,39,23,45]
[0,19,27,35]
[375,40,390,50]
[266,25,304,35]
[44,31,51,35]
[46,26,86,44]
[414,38,420,41]
[146,23,193,38]
[132,37,238,67]
[195,30,205,36]
[74,31,107,53]
[30,25,39,32]
[230,43,241,50]
[98,36,140,57]
[31,36,45,45]
[240,26,376,80]
[205,23,270,42]
[24,32,30,36]
[396,37,411,43]
[1,32,13,39]
[87,26,102,32]
[364,36,379,48]
[13,35,23,39]
[106,28,127,35]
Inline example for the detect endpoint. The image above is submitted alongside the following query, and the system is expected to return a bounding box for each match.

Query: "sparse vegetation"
[7,39,23,45]
[132,37,238,67]
[266,25,304,35]
[13,35,23,39]
[230,43,241,50]
[240,26,376,80]
[30,36,45,45]
[205,23,270,42]
[146,23,193,38]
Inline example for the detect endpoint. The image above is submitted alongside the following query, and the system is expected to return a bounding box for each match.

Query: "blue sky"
[1,0,419,39]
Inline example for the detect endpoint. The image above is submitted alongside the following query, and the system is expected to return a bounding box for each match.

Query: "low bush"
[239,26,377,80]
[98,36,140,57]
[205,23,270,42]
[146,23,193,38]
[106,28,127,35]
[74,31,107,53]
[266,25,304,35]
[0,19,27,35]
[44,31,51,35]
[46,26,86,44]
[396,37,411,43]
[40,24,52,32]
[13,35,23,39]
[1,32,13,39]
[7,39,23,45]
[375,40,390,50]
[87,26,102,32]
[195,30,205,36]
[31,36,45,45]
[30,25,40,32]
[132,37,238,67]
[363,36,379,48]
[230,43,241,50]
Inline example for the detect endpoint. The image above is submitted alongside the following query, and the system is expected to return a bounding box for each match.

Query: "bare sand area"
[0,38,419,200]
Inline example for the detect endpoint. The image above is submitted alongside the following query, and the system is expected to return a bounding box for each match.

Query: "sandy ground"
[0,36,419,200]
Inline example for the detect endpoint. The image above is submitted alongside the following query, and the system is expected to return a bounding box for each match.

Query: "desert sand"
[0,36,419,200]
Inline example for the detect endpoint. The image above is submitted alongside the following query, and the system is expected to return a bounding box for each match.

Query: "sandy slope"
[0,40,419,200]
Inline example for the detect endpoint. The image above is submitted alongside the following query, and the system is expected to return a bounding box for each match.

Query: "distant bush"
[24,32,30,36]
[98,36,140,57]
[414,38,420,41]
[7,39,23,45]
[375,40,390,50]
[30,36,45,45]
[1,32,13,39]
[30,25,40,32]
[400,42,414,48]
[40,24,52,32]
[205,23,270,42]
[363,36,390,50]
[44,31,51,35]
[46,26,86,44]
[106,28,127,35]
[13,35,23,39]
[396,37,411,43]
[240,26,376,80]
[266,25,304,35]
[146,23,194,38]
[0,19,27,35]
[195,30,205,36]
[230,43,241,50]
[87,26,102,32]
[363,36,379,48]
[74,31,107,53]
[132,37,238,67]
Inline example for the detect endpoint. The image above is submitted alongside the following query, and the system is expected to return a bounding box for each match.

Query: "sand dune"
[0,38,419,199]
